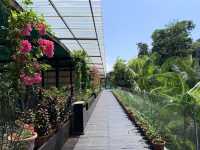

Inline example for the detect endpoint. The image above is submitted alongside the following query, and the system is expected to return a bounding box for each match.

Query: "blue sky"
[102,0,200,72]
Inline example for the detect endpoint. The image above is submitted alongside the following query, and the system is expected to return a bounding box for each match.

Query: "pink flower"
[21,24,32,36]
[19,40,32,53]
[36,23,46,35]
[33,73,42,84]
[38,39,54,58]
[20,74,34,86]
[20,73,42,86]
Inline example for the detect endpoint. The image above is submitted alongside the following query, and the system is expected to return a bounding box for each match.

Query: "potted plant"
[8,124,37,150]
[146,127,157,145]
[152,136,166,150]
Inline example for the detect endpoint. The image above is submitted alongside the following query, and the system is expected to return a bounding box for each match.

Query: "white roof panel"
[17,0,106,77]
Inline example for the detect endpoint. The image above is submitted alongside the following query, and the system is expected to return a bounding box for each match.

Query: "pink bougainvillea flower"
[21,24,32,36]
[36,23,46,36]
[20,73,42,86]
[33,73,42,84]
[20,74,34,86]
[19,40,32,54]
[38,39,54,58]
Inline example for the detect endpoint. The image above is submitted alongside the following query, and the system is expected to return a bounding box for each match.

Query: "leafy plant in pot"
[145,126,157,145]
[8,124,37,150]
[152,136,166,150]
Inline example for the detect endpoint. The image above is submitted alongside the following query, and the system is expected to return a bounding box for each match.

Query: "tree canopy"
[137,42,149,57]
[152,20,195,63]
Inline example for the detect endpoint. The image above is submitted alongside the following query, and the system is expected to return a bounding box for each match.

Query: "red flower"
[38,39,54,58]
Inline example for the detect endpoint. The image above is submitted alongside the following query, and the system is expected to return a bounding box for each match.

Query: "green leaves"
[40,63,52,71]
[71,50,91,92]
[112,58,135,88]
[22,0,33,5]
[152,20,195,62]
[137,42,149,57]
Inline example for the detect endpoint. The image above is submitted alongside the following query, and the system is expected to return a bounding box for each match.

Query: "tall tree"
[152,20,195,62]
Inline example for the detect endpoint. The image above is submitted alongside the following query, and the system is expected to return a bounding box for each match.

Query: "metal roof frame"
[16,0,106,77]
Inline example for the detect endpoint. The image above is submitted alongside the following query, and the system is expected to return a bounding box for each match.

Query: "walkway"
[62,90,150,150]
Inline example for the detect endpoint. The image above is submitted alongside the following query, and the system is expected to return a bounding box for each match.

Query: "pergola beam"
[44,15,102,18]
[87,62,103,65]
[88,56,101,58]
[48,0,86,53]
[88,0,105,75]
[58,37,97,41]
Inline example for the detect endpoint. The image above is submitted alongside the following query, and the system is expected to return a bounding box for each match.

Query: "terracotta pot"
[146,133,155,145]
[152,139,165,150]
[8,132,37,150]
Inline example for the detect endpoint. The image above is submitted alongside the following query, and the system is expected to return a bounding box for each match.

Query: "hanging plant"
[72,50,90,92]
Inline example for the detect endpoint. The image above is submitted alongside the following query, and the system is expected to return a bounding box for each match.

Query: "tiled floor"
[62,90,150,150]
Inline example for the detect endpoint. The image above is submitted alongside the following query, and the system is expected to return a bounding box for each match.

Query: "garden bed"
[36,91,102,150]
[112,90,166,150]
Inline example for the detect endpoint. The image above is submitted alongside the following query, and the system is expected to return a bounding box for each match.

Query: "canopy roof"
[17,0,106,77]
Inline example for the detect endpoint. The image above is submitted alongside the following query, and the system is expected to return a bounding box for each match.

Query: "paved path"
[62,90,150,150]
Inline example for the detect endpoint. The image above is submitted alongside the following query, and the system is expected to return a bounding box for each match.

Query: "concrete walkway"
[62,90,150,150]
